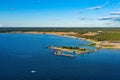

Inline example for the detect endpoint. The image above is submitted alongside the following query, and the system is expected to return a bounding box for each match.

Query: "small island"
[49,46,97,57]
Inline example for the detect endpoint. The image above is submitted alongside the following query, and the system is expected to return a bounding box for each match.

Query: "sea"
[0,33,120,80]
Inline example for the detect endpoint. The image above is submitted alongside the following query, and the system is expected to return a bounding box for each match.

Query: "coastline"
[7,31,120,49]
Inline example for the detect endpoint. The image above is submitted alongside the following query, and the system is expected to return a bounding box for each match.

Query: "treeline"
[0,27,120,33]
[83,43,96,46]
[1,27,120,41]
[61,46,86,51]
[81,32,120,41]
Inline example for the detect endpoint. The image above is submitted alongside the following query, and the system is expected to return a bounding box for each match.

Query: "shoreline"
[4,31,120,49]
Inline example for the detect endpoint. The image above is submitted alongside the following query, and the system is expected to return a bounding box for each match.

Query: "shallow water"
[0,33,120,80]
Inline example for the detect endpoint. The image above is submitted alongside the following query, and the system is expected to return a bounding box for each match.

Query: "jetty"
[54,51,76,58]
[49,44,102,58]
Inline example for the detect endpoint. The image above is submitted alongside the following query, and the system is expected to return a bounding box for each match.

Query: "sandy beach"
[12,31,120,49]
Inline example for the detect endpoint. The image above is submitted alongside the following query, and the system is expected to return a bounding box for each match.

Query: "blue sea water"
[0,33,120,80]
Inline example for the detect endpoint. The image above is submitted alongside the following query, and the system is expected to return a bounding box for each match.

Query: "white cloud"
[98,17,113,20]
[110,12,120,15]
[77,1,109,15]
[98,16,120,21]
[102,2,109,7]
[88,2,109,10]
[88,6,102,10]
[77,10,83,13]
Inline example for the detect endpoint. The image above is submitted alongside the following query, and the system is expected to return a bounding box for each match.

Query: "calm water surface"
[0,33,120,80]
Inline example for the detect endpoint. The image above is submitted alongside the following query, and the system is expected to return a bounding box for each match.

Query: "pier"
[50,45,102,58]
[54,51,76,58]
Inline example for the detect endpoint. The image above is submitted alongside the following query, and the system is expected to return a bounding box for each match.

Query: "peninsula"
[49,46,93,53]
[49,45,98,57]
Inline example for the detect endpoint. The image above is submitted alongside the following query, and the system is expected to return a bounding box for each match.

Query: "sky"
[0,0,120,27]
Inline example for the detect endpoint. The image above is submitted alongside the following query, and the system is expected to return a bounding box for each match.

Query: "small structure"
[98,31,102,33]
[31,70,37,73]
[83,32,98,36]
